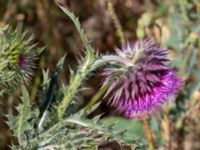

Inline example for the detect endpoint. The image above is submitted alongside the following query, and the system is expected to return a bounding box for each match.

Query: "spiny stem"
[107,0,125,44]
[93,55,133,68]
[56,6,96,120]
[56,5,127,120]
[57,57,94,120]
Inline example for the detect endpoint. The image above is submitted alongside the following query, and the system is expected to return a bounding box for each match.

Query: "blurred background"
[0,0,199,149]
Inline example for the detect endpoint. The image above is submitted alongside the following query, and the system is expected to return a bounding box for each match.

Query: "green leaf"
[58,5,93,52]
[56,6,96,119]
[102,117,145,139]
[16,85,32,145]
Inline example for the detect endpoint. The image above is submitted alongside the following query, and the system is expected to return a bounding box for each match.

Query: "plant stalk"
[143,118,154,150]
[107,0,125,44]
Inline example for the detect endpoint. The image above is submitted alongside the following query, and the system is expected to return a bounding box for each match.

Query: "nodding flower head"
[102,39,182,119]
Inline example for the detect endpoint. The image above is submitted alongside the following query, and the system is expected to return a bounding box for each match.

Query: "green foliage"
[102,117,145,140]
[165,0,199,76]
[2,6,144,150]
[7,86,143,150]
[33,112,140,150]
[162,0,200,117]
[7,85,38,146]
[57,6,97,120]
[58,6,93,52]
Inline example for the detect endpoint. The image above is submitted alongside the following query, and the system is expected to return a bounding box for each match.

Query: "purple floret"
[17,52,36,83]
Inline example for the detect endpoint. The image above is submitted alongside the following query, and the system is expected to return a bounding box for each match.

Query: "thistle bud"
[0,26,43,88]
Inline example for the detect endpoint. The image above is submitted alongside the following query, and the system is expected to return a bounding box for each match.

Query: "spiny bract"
[0,26,42,88]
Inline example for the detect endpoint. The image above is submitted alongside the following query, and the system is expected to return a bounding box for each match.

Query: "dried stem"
[107,0,125,44]
[161,107,171,149]
[143,118,154,150]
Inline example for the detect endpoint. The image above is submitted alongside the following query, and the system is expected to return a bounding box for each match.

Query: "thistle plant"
[0,6,146,150]
[0,1,199,150]
[0,4,182,149]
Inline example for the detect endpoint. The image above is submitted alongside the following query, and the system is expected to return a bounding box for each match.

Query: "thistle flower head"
[0,26,43,88]
[102,39,182,118]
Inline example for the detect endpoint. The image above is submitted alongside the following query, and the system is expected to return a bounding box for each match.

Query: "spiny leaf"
[56,6,96,119]
[16,85,32,145]
[58,5,93,52]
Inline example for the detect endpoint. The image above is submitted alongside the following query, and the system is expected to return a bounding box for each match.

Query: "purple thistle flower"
[102,39,182,118]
